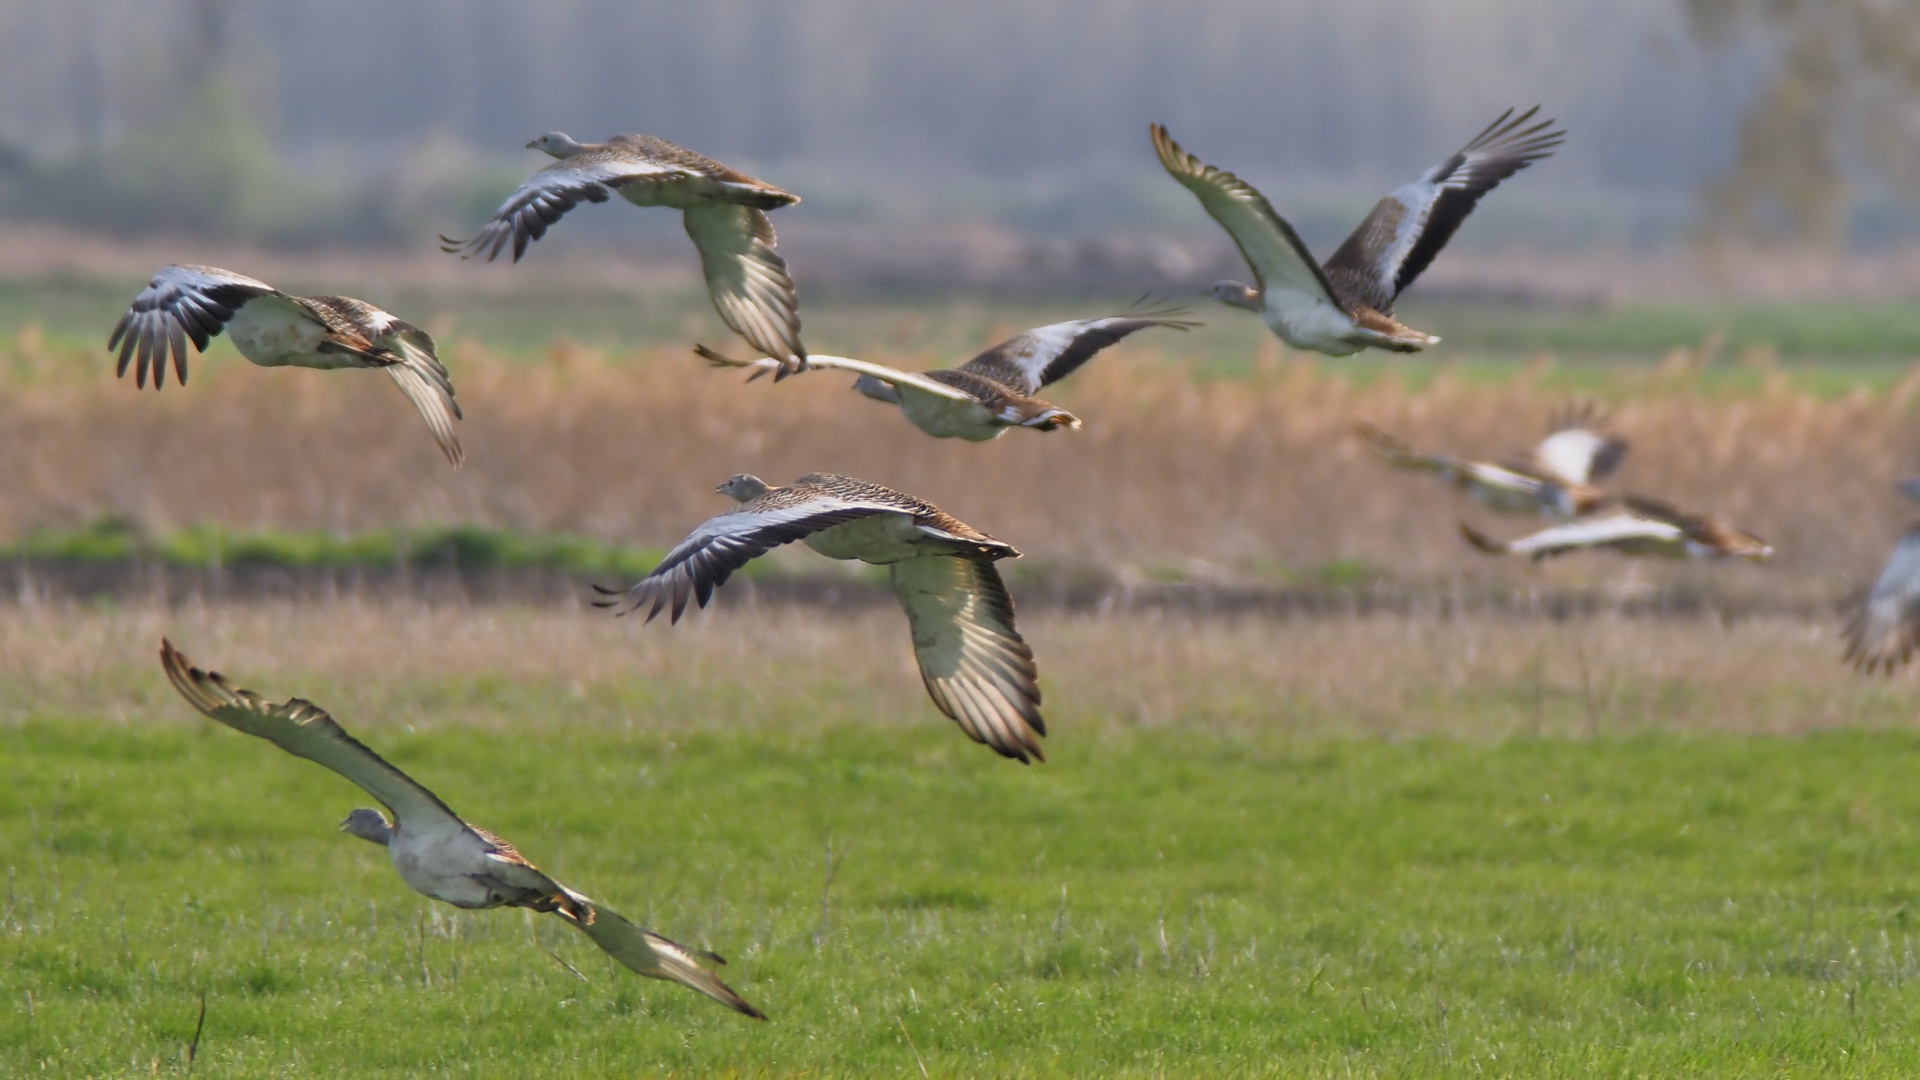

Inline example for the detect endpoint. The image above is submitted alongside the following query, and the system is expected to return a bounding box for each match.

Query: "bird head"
[1203,281,1261,312]
[339,808,394,846]
[716,474,771,502]
[525,132,585,158]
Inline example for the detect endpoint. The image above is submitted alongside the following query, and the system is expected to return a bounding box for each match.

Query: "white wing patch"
[958,312,1194,396]
[1361,107,1564,301]
[697,346,976,402]
[1499,513,1682,559]
[1533,427,1624,487]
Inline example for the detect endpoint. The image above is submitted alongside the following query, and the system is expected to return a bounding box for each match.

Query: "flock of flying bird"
[99,106,1920,1022]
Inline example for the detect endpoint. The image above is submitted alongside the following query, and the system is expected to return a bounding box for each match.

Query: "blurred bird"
[1460,496,1771,563]
[1842,479,1920,675]
[441,132,806,374]
[1152,107,1563,355]
[1355,404,1627,519]
[594,473,1046,763]
[696,305,1196,440]
[159,640,764,1020]
[108,265,463,466]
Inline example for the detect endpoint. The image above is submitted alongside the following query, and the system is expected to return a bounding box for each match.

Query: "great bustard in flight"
[1355,404,1627,519]
[697,307,1196,440]
[109,265,464,465]
[1461,495,1772,563]
[159,640,764,1019]
[442,132,807,375]
[594,473,1046,763]
[1152,107,1563,355]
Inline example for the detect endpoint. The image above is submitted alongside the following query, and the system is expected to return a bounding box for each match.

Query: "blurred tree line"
[1686,0,1920,248]
[0,0,518,244]
[2,0,1916,249]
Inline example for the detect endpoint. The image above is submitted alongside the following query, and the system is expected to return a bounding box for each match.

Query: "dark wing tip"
[1459,523,1505,555]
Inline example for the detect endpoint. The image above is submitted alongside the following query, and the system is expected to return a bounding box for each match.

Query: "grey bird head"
[525,132,585,158]
[716,474,771,502]
[1203,281,1261,311]
[339,807,394,846]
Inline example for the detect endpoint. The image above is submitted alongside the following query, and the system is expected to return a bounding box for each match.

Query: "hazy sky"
[0,0,1761,240]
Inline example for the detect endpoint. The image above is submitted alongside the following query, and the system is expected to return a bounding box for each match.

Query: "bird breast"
[894,392,1003,441]
[616,173,739,210]
[1266,299,1362,355]
[803,513,937,564]
[227,305,361,370]
[386,826,500,908]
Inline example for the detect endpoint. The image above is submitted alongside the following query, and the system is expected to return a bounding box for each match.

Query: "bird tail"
[694,343,783,383]
[1013,402,1082,432]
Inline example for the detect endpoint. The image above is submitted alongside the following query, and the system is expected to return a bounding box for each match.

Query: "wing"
[377,327,465,467]
[957,309,1197,396]
[107,264,281,389]
[1324,107,1564,308]
[1844,526,1920,675]
[1150,124,1345,314]
[1465,512,1680,560]
[159,640,466,830]
[440,155,682,262]
[556,893,764,1019]
[1353,420,1458,475]
[592,493,896,623]
[682,204,805,371]
[1531,426,1627,487]
[889,556,1045,763]
[694,345,975,402]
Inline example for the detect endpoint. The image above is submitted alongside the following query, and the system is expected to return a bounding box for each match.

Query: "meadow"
[7,601,1920,1078]
[8,257,1920,1076]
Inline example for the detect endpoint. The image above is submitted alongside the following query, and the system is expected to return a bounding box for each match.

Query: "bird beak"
[524,139,540,151]
[337,816,353,832]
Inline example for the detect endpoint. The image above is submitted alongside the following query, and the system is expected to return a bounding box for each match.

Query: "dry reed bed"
[2,599,1905,739]
[5,338,1920,595]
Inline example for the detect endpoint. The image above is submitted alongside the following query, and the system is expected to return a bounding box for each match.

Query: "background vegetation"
[7,602,1920,1077]
[3,283,1916,601]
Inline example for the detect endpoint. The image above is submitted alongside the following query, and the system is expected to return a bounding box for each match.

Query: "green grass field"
[8,693,1920,1077]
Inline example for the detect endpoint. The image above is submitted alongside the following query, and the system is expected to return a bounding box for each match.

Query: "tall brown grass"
[5,330,1919,597]
[4,600,1906,738]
